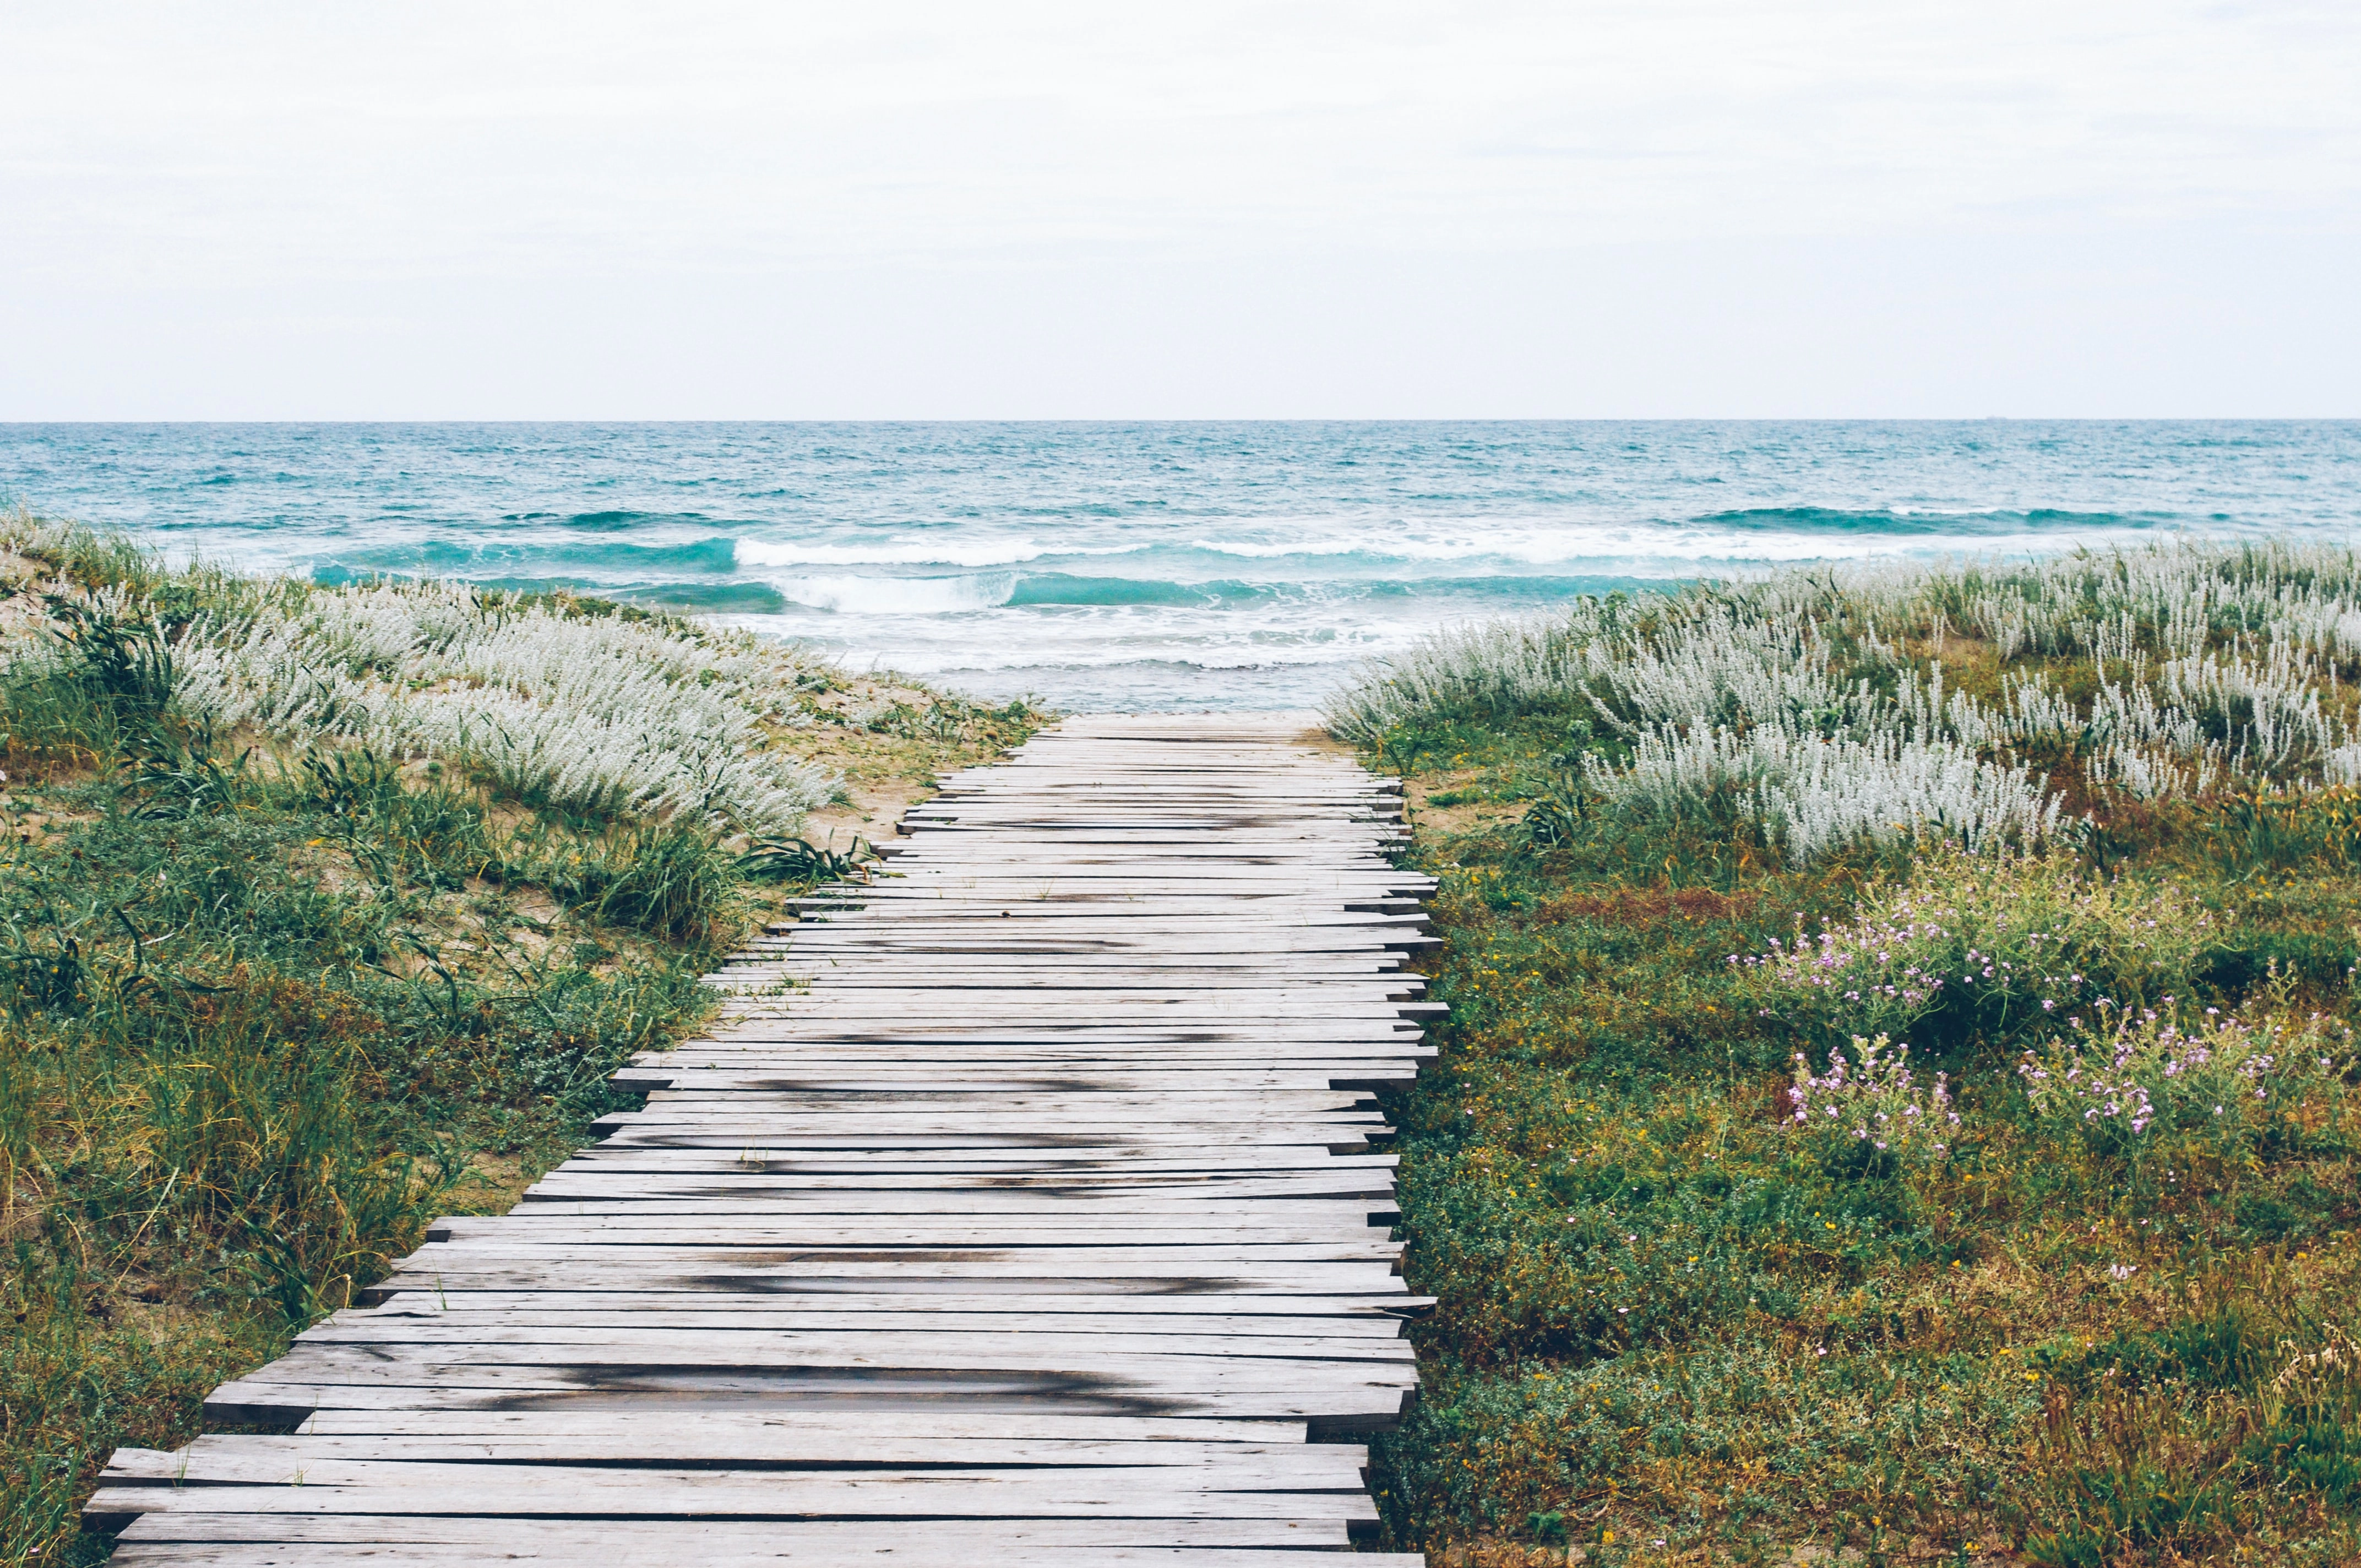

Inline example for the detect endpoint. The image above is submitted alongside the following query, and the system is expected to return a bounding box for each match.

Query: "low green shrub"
[1734,847,2217,1058]
[1786,1033,1959,1162]
[2014,995,2353,1161]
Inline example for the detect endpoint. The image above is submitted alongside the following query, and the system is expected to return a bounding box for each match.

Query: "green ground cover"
[0,520,1041,1566]
[1341,549,2361,1566]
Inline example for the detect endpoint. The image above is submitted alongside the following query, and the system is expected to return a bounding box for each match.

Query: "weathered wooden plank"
[410,1190,1403,1224]
[281,1409,1312,1440]
[146,1441,1361,1472]
[199,1375,1417,1428]
[326,1321,1406,1349]
[112,1515,1396,1559]
[410,1226,1405,1250]
[550,1150,1405,1171]
[576,1134,1390,1153]
[323,1311,1407,1342]
[341,1294,1427,1321]
[101,1447,1372,1488]
[367,1260,1414,1290]
[284,1326,1420,1364]
[507,1186,1402,1208]
[110,1546,1423,1568]
[88,1469,1386,1518]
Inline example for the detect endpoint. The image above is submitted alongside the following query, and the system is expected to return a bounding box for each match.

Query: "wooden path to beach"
[91,715,1436,1565]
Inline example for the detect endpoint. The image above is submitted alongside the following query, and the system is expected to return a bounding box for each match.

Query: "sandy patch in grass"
[1406,765,1527,836]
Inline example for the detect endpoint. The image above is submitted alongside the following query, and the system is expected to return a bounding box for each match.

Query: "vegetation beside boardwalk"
[0,515,1044,1565]
[1335,544,2361,1566]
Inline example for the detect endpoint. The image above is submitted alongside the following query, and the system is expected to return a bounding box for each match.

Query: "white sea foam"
[736,537,1056,569]
[727,602,1426,678]
[771,572,1019,614]
[1188,523,2146,568]
[739,520,2141,575]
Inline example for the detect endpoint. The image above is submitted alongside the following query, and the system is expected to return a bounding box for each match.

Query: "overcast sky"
[3,2,2357,418]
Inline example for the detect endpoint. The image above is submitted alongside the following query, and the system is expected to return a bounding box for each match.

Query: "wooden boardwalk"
[91,715,1435,1565]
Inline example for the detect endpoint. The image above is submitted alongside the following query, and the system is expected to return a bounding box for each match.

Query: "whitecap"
[770,573,1019,614]
[1186,522,2145,568]
[738,538,1051,569]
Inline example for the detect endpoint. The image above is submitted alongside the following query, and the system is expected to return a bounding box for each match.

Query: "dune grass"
[0,518,1044,1566]
[1335,544,2361,1566]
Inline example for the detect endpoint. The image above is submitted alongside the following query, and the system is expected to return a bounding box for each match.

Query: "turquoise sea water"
[3,421,2357,709]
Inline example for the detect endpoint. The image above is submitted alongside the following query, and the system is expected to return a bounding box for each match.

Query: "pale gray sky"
[3,1,2357,417]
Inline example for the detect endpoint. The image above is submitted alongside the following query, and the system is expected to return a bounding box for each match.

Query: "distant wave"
[754,570,1680,615]
[319,516,2201,613]
[612,580,790,613]
[562,510,672,531]
[1187,517,2175,566]
[723,511,2185,578]
[839,644,1411,674]
[773,573,1022,614]
[496,509,718,532]
[1005,573,1671,607]
[313,569,794,615]
[308,552,1668,613]
[568,537,738,572]
[1691,505,2165,536]
[329,536,742,575]
[738,537,1062,569]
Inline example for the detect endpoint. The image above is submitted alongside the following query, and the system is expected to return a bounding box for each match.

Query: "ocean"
[3,421,2356,710]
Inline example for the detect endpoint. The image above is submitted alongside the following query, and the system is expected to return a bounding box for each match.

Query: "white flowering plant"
[1325,538,2361,863]
[163,580,838,834]
[1786,1033,1959,1166]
